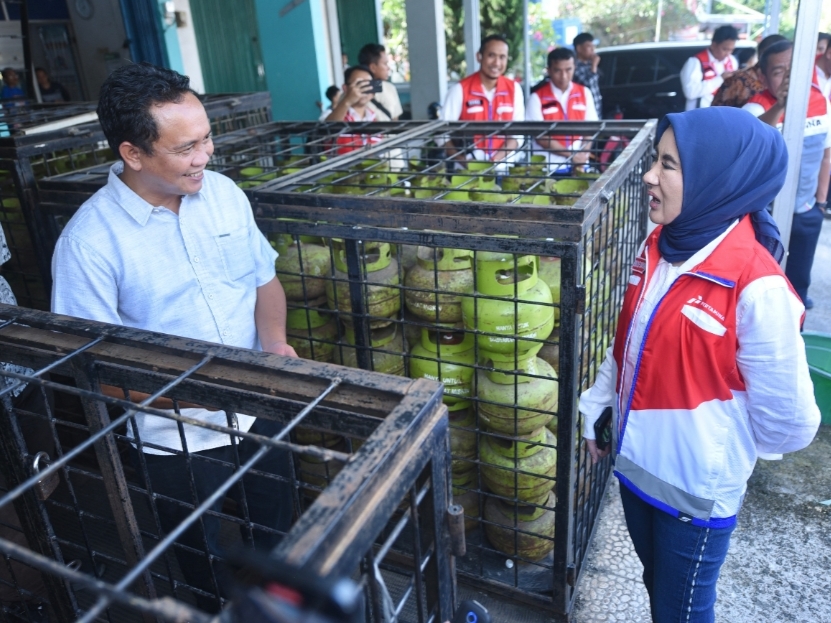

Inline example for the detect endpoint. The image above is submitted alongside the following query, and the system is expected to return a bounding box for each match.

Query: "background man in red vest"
[526,47,598,171]
[681,26,739,110]
[743,40,831,308]
[441,34,525,163]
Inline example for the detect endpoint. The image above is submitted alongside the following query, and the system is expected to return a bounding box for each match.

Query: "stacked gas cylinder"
[461,251,560,561]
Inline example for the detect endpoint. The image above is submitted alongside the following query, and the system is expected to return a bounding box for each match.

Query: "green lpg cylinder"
[537,256,561,327]
[461,253,554,353]
[477,344,558,435]
[326,240,401,327]
[272,233,331,302]
[336,323,406,376]
[404,248,473,323]
[286,307,338,363]
[480,427,557,503]
[449,403,477,475]
[294,434,348,499]
[484,490,556,561]
[409,328,475,406]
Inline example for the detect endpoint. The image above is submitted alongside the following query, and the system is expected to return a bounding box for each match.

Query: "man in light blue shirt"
[52,63,296,611]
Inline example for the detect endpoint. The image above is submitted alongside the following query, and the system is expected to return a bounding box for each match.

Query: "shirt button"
[193,257,200,263]
[208,293,214,300]
[222,329,229,337]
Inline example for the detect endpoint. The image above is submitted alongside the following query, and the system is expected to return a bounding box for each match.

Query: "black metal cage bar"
[0,94,272,311]
[37,118,655,617]
[0,304,455,622]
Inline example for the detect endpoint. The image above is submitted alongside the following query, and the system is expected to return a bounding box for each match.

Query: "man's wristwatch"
[816,201,828,210]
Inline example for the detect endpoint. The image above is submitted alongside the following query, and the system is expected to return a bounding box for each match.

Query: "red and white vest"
[612,217,802,526]
[334,107,383,155]
[535,81,589,147]
[458,73,517,156]
[695,49,734,95]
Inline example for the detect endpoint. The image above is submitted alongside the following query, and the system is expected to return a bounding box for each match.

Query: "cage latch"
[447,504,466,557]
[32,452,59,501]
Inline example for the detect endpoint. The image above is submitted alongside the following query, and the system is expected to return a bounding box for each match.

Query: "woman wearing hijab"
[579,107,820,623]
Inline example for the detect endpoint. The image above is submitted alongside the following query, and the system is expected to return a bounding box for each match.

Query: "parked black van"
[597,41,756,119]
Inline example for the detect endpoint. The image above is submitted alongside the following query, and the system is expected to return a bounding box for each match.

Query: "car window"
[608,52,658,86]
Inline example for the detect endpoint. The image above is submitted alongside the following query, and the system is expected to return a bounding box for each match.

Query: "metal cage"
[0,303,455,622]
[37,118,655,617]
[0,94,272,311]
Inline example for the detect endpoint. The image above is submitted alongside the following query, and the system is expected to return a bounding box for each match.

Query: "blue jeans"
[619,484,735,623]
[785,205,824,304]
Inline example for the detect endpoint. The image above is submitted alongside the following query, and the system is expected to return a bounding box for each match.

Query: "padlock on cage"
[32,451,59,501]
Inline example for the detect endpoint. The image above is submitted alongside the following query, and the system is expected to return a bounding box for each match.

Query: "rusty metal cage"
[241,118,656,616]
[0,94,272,311]
[36,118,655,617]
[0,303,455,622]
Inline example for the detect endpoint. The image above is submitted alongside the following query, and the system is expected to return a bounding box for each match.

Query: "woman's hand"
[586,438,611,465]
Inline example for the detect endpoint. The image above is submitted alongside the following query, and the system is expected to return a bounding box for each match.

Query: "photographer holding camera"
[324,65,380,123]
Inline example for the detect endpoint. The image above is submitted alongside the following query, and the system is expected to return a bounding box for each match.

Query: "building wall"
[66,0,131,98]
[171,0,205,92]
[253,0,330,120]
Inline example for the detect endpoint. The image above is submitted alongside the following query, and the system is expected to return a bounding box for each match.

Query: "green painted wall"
[337,0,379,65]
[190,0,267,93]
[253,0,330,120]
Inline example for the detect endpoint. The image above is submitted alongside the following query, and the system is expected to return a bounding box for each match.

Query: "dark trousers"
[134,418,293,612]
[620,484,735,623]
[785,206,824,304]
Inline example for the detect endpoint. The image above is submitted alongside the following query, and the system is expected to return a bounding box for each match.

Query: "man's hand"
[573,150,590,165]
[342,79,373,107]
[721,70,736,80]
[774,73,789,108]
[586,438,611,465]
[264,340,298,358]
[591,53,601,73]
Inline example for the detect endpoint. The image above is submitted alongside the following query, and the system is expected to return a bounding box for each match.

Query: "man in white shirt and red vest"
[743,40,831,309]
[681,26,740,110]
[526,47,598,170]
[442,34,525,163]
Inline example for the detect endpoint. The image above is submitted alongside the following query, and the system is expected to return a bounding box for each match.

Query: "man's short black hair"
[547,47,575,66]
[819,32,831,44]
[325,85,340,102]
[712,25,740,44]
[358,43,386,67]
[573,32,594,48]
[757,34,786,57]
[97,62,198,158]
[344,64,373,85]
[479,34,509,54]
[758,39,792,75]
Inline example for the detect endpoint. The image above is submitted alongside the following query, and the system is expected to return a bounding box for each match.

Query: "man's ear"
[476,51,483,65]
[119,142,144,173]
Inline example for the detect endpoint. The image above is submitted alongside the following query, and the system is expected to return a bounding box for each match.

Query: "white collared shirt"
[52,162,278,454]
[526,81,599,164]
[680,50,738,110]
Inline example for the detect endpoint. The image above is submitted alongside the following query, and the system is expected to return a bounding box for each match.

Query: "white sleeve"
[584,89,599,122]
[680,56,723,100]
[579,347,617,439]
[52,234,122,325]
[441,83,463,121]
[525,92,543,121]
[513,84,525,121]
[735,276,820,454]
[742,102,765,118]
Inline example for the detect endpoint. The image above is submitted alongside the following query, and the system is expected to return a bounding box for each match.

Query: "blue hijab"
[655,107,788,263]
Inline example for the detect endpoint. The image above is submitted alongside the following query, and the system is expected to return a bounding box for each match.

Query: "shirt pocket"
[215,227,255,281]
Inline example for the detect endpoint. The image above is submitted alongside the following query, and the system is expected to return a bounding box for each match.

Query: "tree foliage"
[565,0,697,47]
